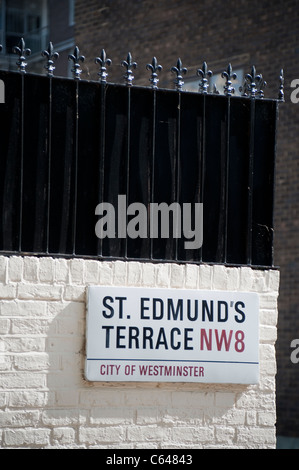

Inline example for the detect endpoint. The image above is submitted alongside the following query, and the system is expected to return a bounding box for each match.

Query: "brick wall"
[0,256,278,448]
[74,0,299,438]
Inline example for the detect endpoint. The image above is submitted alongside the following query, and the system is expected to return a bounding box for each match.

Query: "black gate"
[0,68,279,267]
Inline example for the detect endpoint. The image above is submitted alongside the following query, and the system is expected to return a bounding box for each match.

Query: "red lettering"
[200,328,212,350]
[235,330,245,352]
[215,329,233,351]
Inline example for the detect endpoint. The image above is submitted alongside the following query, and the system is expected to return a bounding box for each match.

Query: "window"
[210,68,244,96]
[0,1,4,47]
[184,68,244,96]
[0,0,48,54]
[69,0,75,26]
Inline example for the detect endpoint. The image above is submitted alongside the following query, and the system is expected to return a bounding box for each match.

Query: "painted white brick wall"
[0,256,279,448]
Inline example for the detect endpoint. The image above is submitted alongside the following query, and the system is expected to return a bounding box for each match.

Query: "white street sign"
[85,286,259,384]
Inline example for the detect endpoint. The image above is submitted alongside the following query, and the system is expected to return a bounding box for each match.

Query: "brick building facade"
[74,0,299,438]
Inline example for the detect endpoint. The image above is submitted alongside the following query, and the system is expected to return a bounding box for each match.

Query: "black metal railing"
[0,40,283,267]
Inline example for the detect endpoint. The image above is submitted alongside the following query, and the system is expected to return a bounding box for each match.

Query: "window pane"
[27,14,40,32]
[5,0,47,53]
[6,10,23,33]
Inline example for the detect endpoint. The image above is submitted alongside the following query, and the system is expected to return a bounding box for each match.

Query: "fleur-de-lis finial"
[41,42,59,77]
[121,52,137,86]
[13,38,31,73]
[278,69,284,101]
[197,62,212,94]
[244,66,262,98]
[68,46,85,80]
[256,73,267,99]
[95,49,112,83]
[171,58,187,91]
[221,63,237,96]
[240,66,266,99]
[146,57,162,89]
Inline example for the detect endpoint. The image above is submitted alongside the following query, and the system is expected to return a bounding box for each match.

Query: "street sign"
[85,286,259,384]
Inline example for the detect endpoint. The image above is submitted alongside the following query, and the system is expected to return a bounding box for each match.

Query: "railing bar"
[223,96,231,264]
[199,94,206,263]
[175,91,181,261]
[97,83,106,257]
[46,76,52,254]
[150,89,156,260]
[58,108,74,254]
[18,73,24,252]
[125,86,131,258]
[72,80,79,255]
[247,99,255,265]
[270,101,279,267]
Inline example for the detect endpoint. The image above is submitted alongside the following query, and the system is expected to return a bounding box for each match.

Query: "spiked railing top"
[278,69,284,102]
[197,62,213,94]
[41,42,59,77]
[0,37,284,100]
[95,49,112,84]
[121,52,137,86]
[171,58,187,91]
[13,38,31,73]
[146,57,163,89]
[68,46,85,80]
[221,63,237,96]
